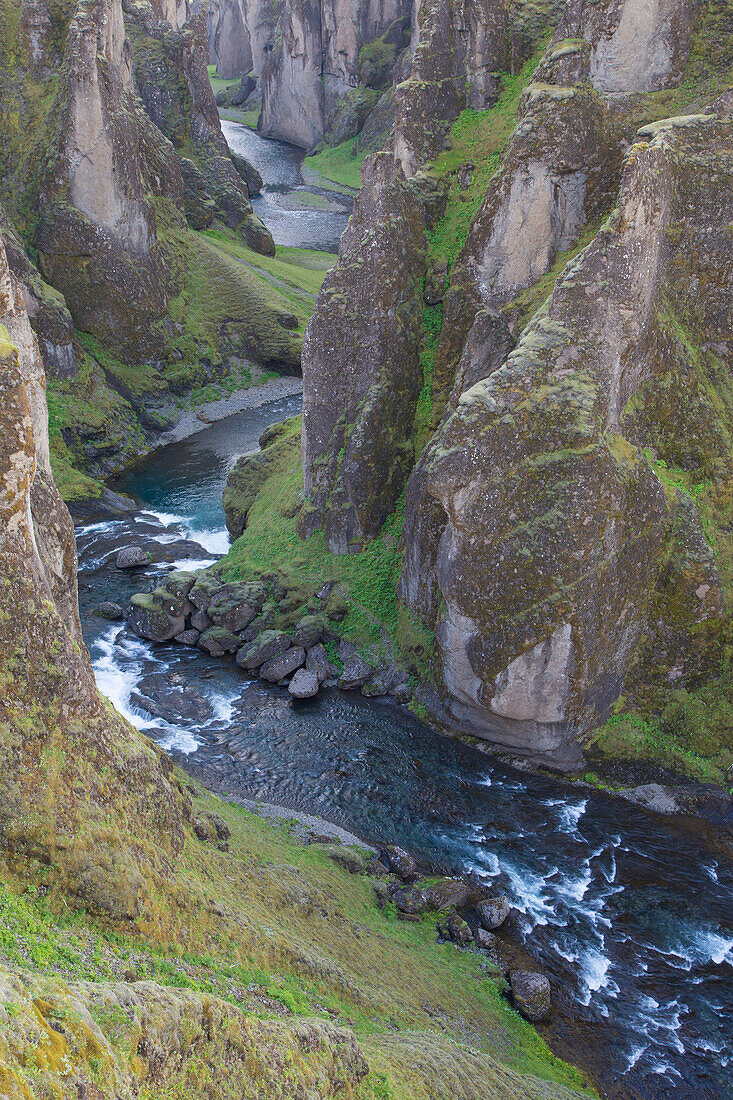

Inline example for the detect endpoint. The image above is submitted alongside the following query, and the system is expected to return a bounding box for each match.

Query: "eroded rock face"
[300,152,426,552]
[259,0,411,150]
[554,0,694,93]
[400,115,732,766]
[0,230,188,914]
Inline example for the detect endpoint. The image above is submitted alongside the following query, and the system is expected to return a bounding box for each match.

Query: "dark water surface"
[221,121,352,252]
[75,397,733,1100]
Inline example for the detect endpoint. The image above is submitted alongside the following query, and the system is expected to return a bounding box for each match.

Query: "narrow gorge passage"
[73,114,733,1093]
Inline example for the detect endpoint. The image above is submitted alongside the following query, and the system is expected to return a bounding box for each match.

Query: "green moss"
[304,138,365,191]
[425,54,544,271]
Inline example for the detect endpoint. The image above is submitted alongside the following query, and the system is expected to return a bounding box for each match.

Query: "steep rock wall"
[0,229,189,914]
[399,113,731,766]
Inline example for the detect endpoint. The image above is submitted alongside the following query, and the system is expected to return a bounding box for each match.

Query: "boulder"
[361,665,399,697]
[190,609,212,632]
[128,594,185,642]
[231,151,263,196]
[115,546,152,570]
[94,601,123,619]
[260,647,306,682]
[174,630,200,646]
[392,886,428,914]
[207,582,264,632]
[421,878,471,912]
[236,630,290,670]
[338,655,372,691]
[382,845,418,882]
[198,627,240,656]
[288,668,320,699]
[290,615,326,648]
[477,897,511,931]
[160,570,198,601]
[446,913,473,946]
[510,970,551,1022]
[475,927,500,956]
[306,643,331,683]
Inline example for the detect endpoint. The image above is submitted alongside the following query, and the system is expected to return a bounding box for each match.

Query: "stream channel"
[73,121,732,1100]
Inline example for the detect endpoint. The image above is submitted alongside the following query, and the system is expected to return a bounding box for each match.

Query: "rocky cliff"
[0,0,301,498]
[297,0,733,770]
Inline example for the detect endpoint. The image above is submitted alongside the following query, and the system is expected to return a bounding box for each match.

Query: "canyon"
[0,0,731,1096]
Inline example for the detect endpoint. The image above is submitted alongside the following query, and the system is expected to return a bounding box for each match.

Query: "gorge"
[0,0,732,1097]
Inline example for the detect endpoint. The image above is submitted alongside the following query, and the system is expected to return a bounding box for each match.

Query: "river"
[73,118,733,1100]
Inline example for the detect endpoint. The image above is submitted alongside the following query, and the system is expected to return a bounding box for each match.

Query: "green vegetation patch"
[304,137,365,191]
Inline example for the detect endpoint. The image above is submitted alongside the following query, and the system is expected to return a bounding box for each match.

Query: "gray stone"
[510,970,551,1021]
[477,897,511,931]
[306,643,331,683]
[621,783,679,814]
[260,646,306,682]
[290,615,326,648]
[198,627,240,656]
[94,601,123,619]
[236,630,290,670]
[338,654,372,690]
[115,546,152,570]
[174,630,200,646]
[382,845,418,882]
[190,609,212,633]
[288,668,320,699]
[128,595,184,642]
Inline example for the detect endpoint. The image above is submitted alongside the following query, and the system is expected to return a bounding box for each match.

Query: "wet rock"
[621,783,679,815]
[288,668,320,699]
[190,609,212,633]
[291,615,326,648]
[116,546,152,570]
[306,643,331,683]
[198,626,240,656]
[260,646,306,682]
[382,845,418,883]
[510,970,551,1021]
[207,582,264,633]
[338,655,372,691]
[361,665,397,697]
[174,630,200,646]
[475,927,500,958]
[128,594,185,642]
[236,629,290,670]
[94,601,123,619]
[477,897,511,931]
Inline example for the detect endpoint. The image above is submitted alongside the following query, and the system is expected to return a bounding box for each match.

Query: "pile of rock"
[364,845,552,1023]
[126,570,410,702]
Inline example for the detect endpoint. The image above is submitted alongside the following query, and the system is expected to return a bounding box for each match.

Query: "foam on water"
[138,510,230,556]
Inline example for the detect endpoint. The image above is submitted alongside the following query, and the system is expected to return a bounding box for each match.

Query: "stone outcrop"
[299,0,733,768]
[208,0,285,80]
[553,0,694,93]
[399,112,731,767]
[0,229,189,915]
[259,0,412,150]
[299,152,426,551]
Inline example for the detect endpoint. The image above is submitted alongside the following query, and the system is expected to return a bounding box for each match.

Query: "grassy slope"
[304,137,365,190]
[0,778,595,1099]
